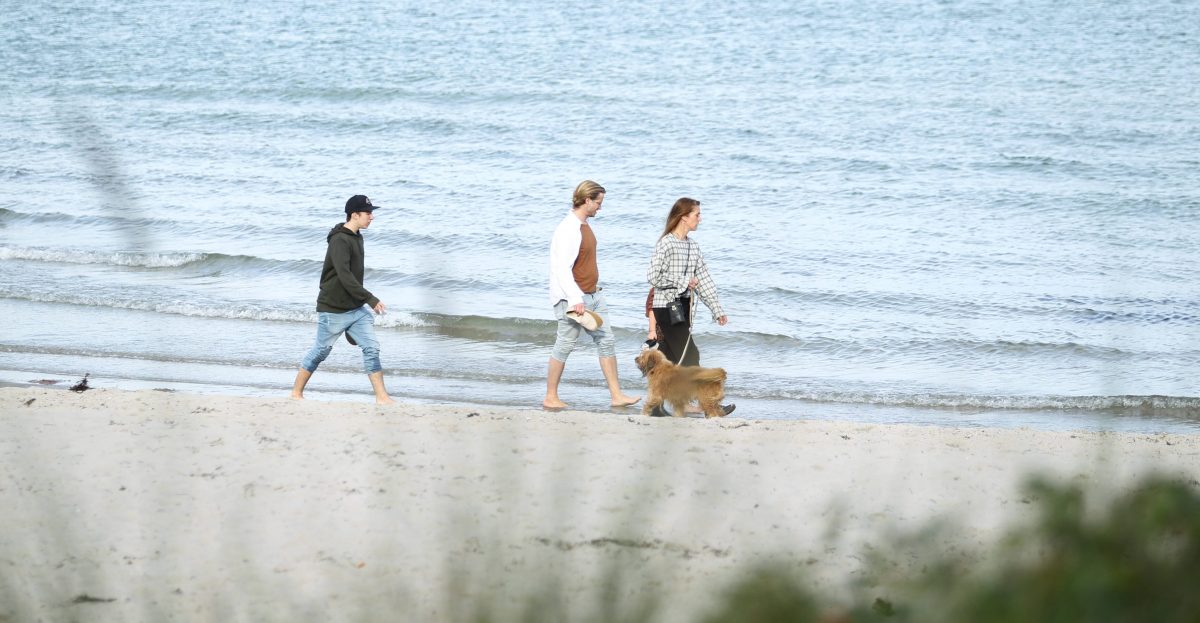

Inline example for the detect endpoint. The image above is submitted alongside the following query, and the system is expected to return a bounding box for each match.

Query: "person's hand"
[373,301,387,314]
[648,327,658,340]
[717,315,728,326]
[688,277,699,289]
[572,303,585,315]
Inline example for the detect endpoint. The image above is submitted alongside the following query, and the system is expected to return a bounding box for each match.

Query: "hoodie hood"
[327,223,360,243]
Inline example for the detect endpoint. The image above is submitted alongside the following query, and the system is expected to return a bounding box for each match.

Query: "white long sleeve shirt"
[548,211,588,306]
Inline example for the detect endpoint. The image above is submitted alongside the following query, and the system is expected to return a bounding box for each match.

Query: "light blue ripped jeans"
[550,290,616,362]
[300,306,382,374]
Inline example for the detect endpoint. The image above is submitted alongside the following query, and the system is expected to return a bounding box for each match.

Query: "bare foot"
[376,396,396,405]
[542,397,568,410]
[290,393,304,400]
[611,395,641,408]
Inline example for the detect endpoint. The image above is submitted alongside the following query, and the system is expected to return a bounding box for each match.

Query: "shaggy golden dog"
[635,348,729,418]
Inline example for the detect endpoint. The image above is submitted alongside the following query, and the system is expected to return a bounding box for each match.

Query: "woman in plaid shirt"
[646,197,730,368]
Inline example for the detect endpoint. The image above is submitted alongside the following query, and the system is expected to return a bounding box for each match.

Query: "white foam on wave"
[364,311,430,328]
[764,388,1200,412]
[0,245,205,268]
[0,285,431,327]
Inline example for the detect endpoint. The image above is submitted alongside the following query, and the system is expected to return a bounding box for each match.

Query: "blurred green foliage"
[892,475,1200,623]
[457,474,1200,622]
[702,475,1200,623]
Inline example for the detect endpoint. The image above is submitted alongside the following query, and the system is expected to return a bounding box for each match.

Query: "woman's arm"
[692,245,726,321]
[646,288,658,339]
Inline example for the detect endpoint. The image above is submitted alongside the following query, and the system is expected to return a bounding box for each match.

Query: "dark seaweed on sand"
[69,374,91,393]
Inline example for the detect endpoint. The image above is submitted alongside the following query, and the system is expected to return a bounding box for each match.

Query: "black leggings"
[652,297,700,367]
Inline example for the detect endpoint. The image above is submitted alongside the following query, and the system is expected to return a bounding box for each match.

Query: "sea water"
[2,0,1198,432]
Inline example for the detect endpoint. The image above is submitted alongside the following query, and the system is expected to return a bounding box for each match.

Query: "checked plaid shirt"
[647,234,725,321]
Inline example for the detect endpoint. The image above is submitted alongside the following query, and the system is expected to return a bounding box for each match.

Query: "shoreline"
[2,366,1197,435]
[3,386,1198,621]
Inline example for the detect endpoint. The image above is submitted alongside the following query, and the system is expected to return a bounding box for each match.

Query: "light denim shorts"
[550,290,616,361]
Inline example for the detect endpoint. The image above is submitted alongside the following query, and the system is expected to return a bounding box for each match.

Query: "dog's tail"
[686,367,727,384]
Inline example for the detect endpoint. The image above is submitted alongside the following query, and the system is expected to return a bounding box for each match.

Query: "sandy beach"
[1,386,1197,622]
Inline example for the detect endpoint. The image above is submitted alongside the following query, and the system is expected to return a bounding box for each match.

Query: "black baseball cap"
[345,195,381,215]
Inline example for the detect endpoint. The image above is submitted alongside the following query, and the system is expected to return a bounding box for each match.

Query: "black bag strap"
[682,238,692,297]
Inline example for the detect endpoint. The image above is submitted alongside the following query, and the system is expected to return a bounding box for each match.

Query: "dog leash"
[676,284,696,366]
[676,332,692,366]
[676,239,697,366]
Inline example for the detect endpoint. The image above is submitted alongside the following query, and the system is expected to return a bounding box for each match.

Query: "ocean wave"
[744,287,1200,326]
[698,331,1165,363]
[761,287,951,312]
[0,244,537,290]
[139,107,521,138]
[1,278,1186,361]
[0,343,270,369]
[0,245,323,276]
[992,153,1099,173]
[0,245,207,268]
[1035,294,1200,325]
[0,206,544,257]
[409,312,555,342]
[0,206,255,234]
[3,336,1195,418]
[0,207,57,225]
[748,285,1044,321]
[0,287,428,328]
[59,81,574,113]
[743,387,1200,415]
[0,167,34,181]
[0,342,547,388]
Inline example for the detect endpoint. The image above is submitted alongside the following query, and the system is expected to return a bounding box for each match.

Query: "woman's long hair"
[660,197,700,238]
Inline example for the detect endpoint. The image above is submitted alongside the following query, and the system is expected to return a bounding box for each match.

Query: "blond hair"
[572,180,606,208]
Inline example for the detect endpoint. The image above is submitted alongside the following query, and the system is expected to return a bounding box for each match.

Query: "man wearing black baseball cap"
[343,194,376,215]
[291,194,395,404]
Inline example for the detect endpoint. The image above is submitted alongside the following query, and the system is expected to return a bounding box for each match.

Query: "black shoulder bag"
[666,241,691,325]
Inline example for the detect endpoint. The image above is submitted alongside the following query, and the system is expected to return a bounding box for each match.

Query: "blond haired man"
[543,180,640,410]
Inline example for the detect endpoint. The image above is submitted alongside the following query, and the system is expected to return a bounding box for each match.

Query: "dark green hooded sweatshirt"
[316,223,380,313]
